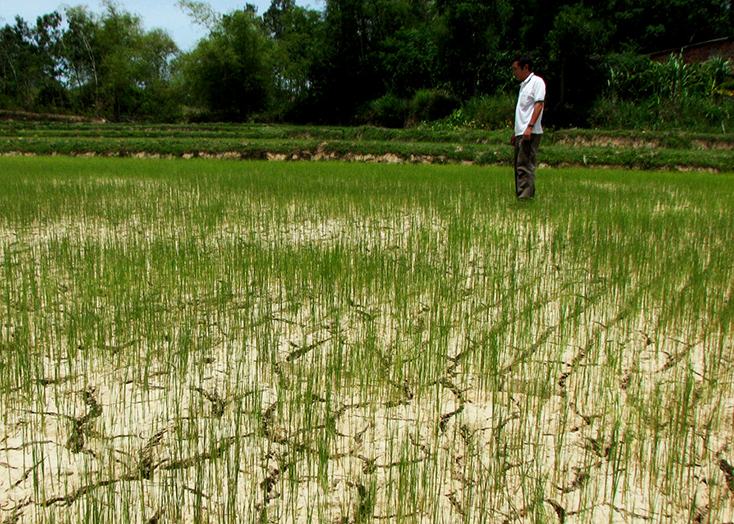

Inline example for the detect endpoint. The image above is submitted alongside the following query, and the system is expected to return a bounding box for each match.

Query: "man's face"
[512,62,530,81]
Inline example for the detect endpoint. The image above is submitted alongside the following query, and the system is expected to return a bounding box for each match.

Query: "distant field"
[1,157,733,523]
[0,122,733,171]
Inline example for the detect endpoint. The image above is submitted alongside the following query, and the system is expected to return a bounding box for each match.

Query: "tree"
[4,0,731,125]
[307,0,374,123]
[379,25,436,97]
[371,0,437,97]
[93,3,178,121]
[0,13,65,110]
[545,3,612,124]
[263,0,322,118]
[55,3,178,121]
[178,8,275,120]
[605,0,734,52]
[58,6,100,109]
[433,0,513,98]
[302,0,443,123]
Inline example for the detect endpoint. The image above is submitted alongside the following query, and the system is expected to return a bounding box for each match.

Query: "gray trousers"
[514,134,542,199]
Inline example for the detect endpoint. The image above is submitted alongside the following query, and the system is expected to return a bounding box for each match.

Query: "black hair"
[513,55,532,70]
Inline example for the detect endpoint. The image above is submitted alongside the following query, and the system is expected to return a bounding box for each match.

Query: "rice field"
[1,156,733,523]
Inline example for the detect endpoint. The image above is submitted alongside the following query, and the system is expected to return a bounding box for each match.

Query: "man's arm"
[522,101,544,141]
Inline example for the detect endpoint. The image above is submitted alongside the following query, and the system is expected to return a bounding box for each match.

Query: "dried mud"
[1,207,733,524]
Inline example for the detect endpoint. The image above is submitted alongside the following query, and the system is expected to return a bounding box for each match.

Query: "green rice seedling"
[0,157,732,523]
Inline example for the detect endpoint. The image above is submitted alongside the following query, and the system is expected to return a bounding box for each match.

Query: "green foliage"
[2,0,734,126]
[177,0,221,32]
[1,122,731,171]
[547,4,611,63]
[1,157,733,521]
[461,93,516,130]
[433,0,512,98]
[92,3,179,121]
[5,3,180,121]
[178,9,274,121]
[700,57,734,99]
[0,13,65,110]
[379,27,437,97]
[603,0,733,53]
[593,54,734,132]
[408,88,461,125]
[604,53,734,104]
[363,94,410,128]
[590,97,734,133]
[543,4,612,126]
[263,0,322,120]
[601,52,658,101]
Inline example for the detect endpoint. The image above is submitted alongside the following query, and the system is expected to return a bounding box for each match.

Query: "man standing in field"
[511,56,545,200]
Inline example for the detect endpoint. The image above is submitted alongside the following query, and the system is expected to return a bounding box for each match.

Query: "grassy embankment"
[1,156,733,523]
[0,122,732,170]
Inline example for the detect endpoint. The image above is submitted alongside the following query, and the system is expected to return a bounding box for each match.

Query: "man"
[511,56,545,200]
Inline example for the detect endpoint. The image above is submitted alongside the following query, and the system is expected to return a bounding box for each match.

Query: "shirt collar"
[521,73,535,88]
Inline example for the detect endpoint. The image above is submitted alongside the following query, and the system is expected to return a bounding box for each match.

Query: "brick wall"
[650,37,734,63]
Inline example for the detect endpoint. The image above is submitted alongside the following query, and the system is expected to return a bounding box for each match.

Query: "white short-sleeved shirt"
[514,73,546,136]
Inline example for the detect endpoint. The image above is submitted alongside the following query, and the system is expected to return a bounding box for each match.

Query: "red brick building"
[650,36,734,63]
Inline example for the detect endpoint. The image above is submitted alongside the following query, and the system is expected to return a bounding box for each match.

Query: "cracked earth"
[2,182,733,523]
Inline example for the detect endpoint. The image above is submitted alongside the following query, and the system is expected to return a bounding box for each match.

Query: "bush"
[590,96,733,132]
[408,89,461,125]
[0,94,21,112]
[363,94,410,128]
[461,93,516,130]
[594,53,734,132]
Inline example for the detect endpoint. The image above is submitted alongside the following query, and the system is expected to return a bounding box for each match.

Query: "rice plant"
[1,156,733,523]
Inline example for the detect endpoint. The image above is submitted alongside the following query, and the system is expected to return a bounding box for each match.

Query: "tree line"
[1,0,732,127]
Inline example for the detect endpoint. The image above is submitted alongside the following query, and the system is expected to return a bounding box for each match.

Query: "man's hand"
[510,135,516,147]
[523,126,533,141]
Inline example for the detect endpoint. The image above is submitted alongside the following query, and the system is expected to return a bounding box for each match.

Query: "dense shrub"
[461,93,516,130]
[408,89,461,125]
[363,94,410,128]
[590,97,733,132]
[591,54,734,132]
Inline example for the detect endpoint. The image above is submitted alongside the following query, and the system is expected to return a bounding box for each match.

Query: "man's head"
[512,56,532,81]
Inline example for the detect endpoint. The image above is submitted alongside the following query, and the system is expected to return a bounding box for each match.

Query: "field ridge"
[1,123,732,171]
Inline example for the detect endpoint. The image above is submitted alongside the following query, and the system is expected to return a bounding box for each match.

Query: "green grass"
[0,122,732,170]
[1,157,733,523]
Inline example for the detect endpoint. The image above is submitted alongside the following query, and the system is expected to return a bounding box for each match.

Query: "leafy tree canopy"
[1,0,731,125]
